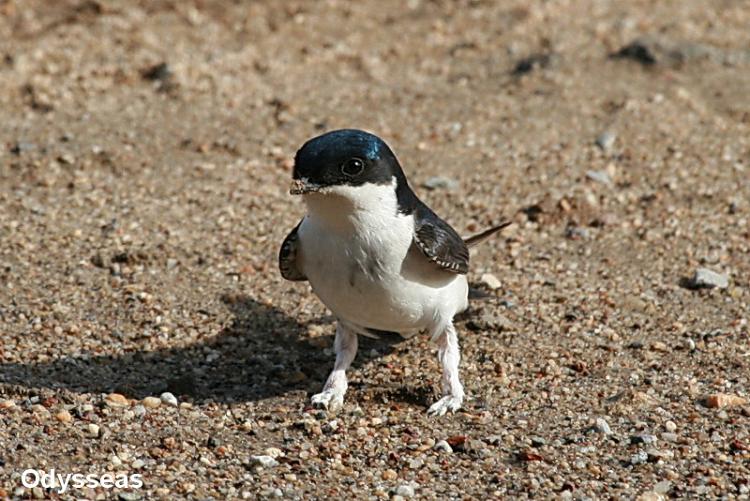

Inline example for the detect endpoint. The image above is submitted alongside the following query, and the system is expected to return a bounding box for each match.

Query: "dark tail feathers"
[463,220,512,248]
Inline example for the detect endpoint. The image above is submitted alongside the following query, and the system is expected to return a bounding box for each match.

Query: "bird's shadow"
[0,294,405,404]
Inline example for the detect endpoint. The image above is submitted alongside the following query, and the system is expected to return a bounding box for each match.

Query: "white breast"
[296,180,468,334]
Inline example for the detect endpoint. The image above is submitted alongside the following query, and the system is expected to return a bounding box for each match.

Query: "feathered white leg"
[428,322,464,416]
[311,322,357,412]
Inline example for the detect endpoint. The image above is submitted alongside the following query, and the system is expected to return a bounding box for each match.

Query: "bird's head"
[290,129,407,202]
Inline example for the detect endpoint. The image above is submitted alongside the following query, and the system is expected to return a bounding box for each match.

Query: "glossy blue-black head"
[291,129,407,195]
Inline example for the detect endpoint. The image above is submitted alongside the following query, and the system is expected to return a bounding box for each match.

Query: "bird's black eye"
[341,157,365,177]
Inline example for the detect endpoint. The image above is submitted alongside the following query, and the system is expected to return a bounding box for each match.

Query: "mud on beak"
[289,179,321,195]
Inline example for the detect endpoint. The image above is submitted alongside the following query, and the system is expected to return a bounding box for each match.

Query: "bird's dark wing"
[279,221,306,281]
[412,205,469,274]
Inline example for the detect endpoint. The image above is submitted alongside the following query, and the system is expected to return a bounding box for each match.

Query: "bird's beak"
[289,179,321,195]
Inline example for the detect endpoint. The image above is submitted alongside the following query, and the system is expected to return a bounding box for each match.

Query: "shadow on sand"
[0,295,405,404]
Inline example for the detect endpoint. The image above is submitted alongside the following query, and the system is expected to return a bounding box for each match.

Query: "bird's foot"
[427,395,463,416]
[310,389,345,412]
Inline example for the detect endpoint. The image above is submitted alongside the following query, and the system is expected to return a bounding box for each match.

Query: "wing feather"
[412,206,469,274]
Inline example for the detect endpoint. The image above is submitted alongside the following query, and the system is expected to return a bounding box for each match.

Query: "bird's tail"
[463,220,512,248]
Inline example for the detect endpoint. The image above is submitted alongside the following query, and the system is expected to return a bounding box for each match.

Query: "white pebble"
[595,131,616,151]
[160,392,178,407]
[422,176,459,191]
[481,273,502,290]
[396,484,415,497]
[433,440,453,453]
[594,418,612,435]
[323,419,339,433]
[586,170,612,186]
[250,455,279,468]
[691,268,728,289]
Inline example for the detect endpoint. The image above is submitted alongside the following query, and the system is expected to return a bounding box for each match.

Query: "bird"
[279,129,510,416]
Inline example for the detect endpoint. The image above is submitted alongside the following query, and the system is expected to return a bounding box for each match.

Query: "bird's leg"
[428,322,464,416]
[311,322,358,412]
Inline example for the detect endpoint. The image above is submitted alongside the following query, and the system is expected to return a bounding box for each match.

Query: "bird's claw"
[427,395,463,416]
[311,390,345,412]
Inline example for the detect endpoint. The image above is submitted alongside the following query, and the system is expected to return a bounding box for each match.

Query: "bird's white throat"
[302,177,400,234]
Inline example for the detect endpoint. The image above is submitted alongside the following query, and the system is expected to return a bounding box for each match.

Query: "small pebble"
[636,492,664,501]
[480,273,502,290]
[661,433,679,443]
[142,61,171,81]
[596,131,616,151]
[395,485,415,498]
[87,424,100,436]
[646,449,673,462]
[160,392,178,407]
[703,393,747,408]
[58,153,76,165]
[594,418,612,435]
[651,341,668,352]
[382,469,398,480]
[31,404,48,415]
[531,436,546,447]
[486,435,503,445]
[565,225,590,240]
[250,455,279,468]
[142,396,161,408]
[630,434,658,445]
[586,170,612,186]
[105,393,129,408]
[664,421,677,432]
[55,410,72,423]
[654,480,672,494]
[421,176,459,191]
[265,447,283,458]
[630,451,649,465]
[433,440,453,453]
[323,420,339,433]
[131,459,145,469]
[690,268,728,289]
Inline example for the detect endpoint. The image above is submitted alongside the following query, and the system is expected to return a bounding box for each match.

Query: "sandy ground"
[1,0,749,499]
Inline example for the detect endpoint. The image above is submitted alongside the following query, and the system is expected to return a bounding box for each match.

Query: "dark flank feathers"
[279,221,306,281]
